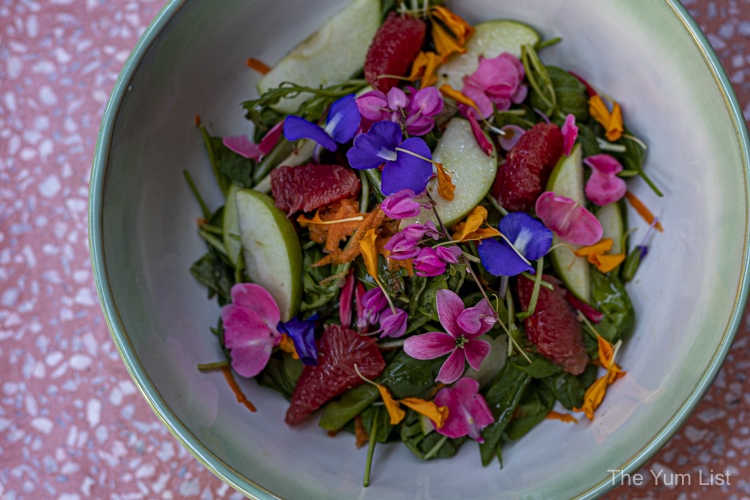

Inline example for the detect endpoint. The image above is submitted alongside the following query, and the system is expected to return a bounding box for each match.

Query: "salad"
[186,0,663,486]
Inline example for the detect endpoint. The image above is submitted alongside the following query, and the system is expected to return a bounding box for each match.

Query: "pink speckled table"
[1,1,748,498]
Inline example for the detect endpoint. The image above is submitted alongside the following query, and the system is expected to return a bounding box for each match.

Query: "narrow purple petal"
[381,136,433,195]
[222,135,261,160]
[284,115,337,152]
[230,283,280,328]
[498,212,553,261]
[478,238,533,277]
[404,332,456,359]
[435,289,464,338]
[463,338,491,371]
[435,349,467,384]
[339,269,355,327]
[325,94,361,144]
[466,112,493,156]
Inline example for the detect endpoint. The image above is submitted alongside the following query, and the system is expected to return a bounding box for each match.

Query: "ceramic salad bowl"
[89,0,750,498]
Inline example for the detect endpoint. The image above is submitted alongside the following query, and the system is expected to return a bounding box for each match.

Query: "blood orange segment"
[270,163,360,215]
[517,274,589,375]
[492,122,563,212]
[285,324,386,425]
[364,12,426,92]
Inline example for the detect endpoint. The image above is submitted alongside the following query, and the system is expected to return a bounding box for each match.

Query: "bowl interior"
[92,0,750,498]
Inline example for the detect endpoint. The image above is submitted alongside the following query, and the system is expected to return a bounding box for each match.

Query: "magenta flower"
[378,307,408,339]
[460,53,527,119]
[222,120,284,161]
[221,283,281,378]
[339,269,355,327]
[412,246,462,276]
[404,290,495,384]
[498,124,526,151]
[403,86,444,135]
[561,114,578,156]
[356,86,444,135]
[535,192,603,246]
[400,221,440,241]
[384,232,422,260]
[433,378,495,442]
[357,286,388,329]
[380,189,425,219]
[584,154,627,206]
[466,112,493,157]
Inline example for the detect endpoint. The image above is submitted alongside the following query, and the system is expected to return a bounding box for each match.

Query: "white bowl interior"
[97,0,749,498]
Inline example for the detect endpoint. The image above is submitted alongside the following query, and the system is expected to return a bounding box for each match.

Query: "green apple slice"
[235,189,303,321]
[597,202,625,255]
[257,0,380,114]
[436,20,540,91]
[400,117,497,229]
[546,144,591,302]
[223,183,242,265]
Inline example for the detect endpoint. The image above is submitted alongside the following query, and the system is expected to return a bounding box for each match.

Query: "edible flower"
[408,51,443,88]
[451,206,501,242]
[380,189,426,219]
[221,283,281,378]
[431,6,475,47]
[339,269,356,327]
[478,212,552,277]
[404,290,495,384]
[465,112,494,157]
[222,120,284,160]
[497,124,526,152]
[433,378,494,442]
[413,246,462,277]
[589,94,623,142]
[574,336,626,420]
[401,220,441,241]
[584,154,627,206]
[284,94,361,153]
[561,114,578,156]
[277,314,319,366]
[624,191,664,232]
[357,286,387,330]
[347,121,434,195]
[459,54,527,119]
[356,87,444,136]
[354,366,448,428]
[435,161,456,200]
[574,238,626,273]
[377,307,408,338]
[535,192,603,246]
[384,231,422,260]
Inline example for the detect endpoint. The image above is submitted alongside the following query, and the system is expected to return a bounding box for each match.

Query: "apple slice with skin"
[436,20,540,91]
[257,0,380,114]
[546,143,591,302]
[223,183,242,266]
[400,117,497,229]
[235,189,303,321]
[597,202,625,256]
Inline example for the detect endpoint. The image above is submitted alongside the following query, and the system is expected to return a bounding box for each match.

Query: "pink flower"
[384,232,422,260]
[535,192,603,246]
[435,245,462,264]
[339,269,355,327]
[357,286,388,329]
[380,189,424,219]
[460,54,527,119]
[584,154,627,206]
[413,247,447,276]
[355,87,444,135]
[434,378,495,442]
[222,120,284,161]
[561,114,578,156]
[400,221,440,241]
[403,86,444,136]
[221,283,281,378]
[404,290,495,384]
[498,124,526,151]
[466,112,494,156]
[378,307,408,338]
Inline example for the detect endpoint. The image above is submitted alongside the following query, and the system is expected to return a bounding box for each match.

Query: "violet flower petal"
[380,189,422,219]
[383,232,421,260]
[277,315,319,366]
[347,120,402,170]
[381,136,433,195]
[407,86,444,117]
[284,115,337,152]
[498,212,553,261]
[339,269,355,327]
[258,119,285,156]
[478,238,533,277]
[435,245,462,264]
[356,90,388,120]
[324,94,361,144]
[498,125,526,152]
[435,349,466,384]
[413,247,447,277]
[386,87,408,110]
[222,135,261,160]
[403,332,457,359]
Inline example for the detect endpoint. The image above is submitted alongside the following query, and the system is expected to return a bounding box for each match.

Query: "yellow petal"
[573,375,608,421]
[546,410,578,424]
[432,22,466,59]
[459,227,503,242]
[439,83,480,110]
[378,385,406,425]
[409,51,442,88]
[360,228,380,282]
[588,95,611,130]
[278,334,299,359]
[430,6,474,46]
[400,397,449,429]
[435,162,455,201]
[606,103,624,142]
[454,206,488,241]
[595,253,626,273]
[574,238,613,257]
[596,334,614,370]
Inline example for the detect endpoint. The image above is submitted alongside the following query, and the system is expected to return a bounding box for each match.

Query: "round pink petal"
[463,338,491,371]
[355,90,388,120]
[585,169,628,206]
[435,289,465,337]
[386,87,408,110]
[434,378,494,441]
[561,114,578,156]
[435,349,466,384]
[222,135,261,160]
[460,84,494,120]
[230,283,280,329]
[403,332,456,360]
[535,192,603,245]
[221,305,277,378]
[584,154,624,175]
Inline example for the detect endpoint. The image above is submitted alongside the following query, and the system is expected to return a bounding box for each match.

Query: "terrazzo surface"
[1,0,749,498]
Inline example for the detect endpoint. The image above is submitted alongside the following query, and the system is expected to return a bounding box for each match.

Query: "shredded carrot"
[624,191,663,232]
[194,114,201,127]
[221,366,256,412]
[245,57,271,75]
[546,410,578,424]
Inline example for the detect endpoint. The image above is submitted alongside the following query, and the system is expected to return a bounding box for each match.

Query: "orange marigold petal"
[624,191,663,232]
[573,375,608,421]
[278,334,299,360]
[400,397,449,429]
[596,334,614,370]
[378,385,406,425]
[454,206,488,240]
[574,238,613,257]
[435,162,456,201]
[546,410,578,424]
[409,51,442,88]
[595,253,626,273]
[360,228,380,282]
[432,22,466,59]
[606,103,624,142]
[589,95,611,130]
[431,6,475,46]
[439,83,480,110]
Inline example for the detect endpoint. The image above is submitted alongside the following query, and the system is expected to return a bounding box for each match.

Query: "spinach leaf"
[577,122,601,157]
[199,126,255,193]
[590,269,635,343]
[539,363,592,410]
[361,405,393,443]
[417,275,448,322]
[493,109,536,129]
[190,247,234,305]
[319,384,378,431]
[529,66,589,121]
[257,352,304,400]
[613,134,662,197]
[505,382,555,440]
[479,362,531,466]
[300,248,345,314]
[400,410,463,460]
[512,354,562,379]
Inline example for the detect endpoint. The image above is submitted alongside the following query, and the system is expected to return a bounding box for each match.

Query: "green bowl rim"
[88,1,750,498]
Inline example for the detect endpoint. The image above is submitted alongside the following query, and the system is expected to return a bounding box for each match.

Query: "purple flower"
[413,247,447,276]
[478,212,552,277]
[347,121,433,195]
[404,290,495,384]
[355,87,444,135]
[380,189,424,219]
[357,286,388,329]
[400,221,441,241]
[339,269,356,327]
[378,307,408,338]
[433,378,495,442]
[221,283,280,378]
[460,54,527,119]
[435,245,462,264]
[384,232,422,260]
[277,314,319,366]
[403,86,444,136]
[283,94,361,152]
[498,124,526,152]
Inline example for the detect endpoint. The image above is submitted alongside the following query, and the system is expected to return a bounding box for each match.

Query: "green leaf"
[257,352,304,399]
[400,410,463,460]
[577,122,601,158]
[589,269,635,344]
[417,275,448,322]
[189,248,234,305]
[613,133,662,197]
[511,354,562,379]
[319,384,379,431]
[504,382,555,440]
[479,363,531,466]
[209,136,256,189]
[530,66,588,121]
[361,405,393,443]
